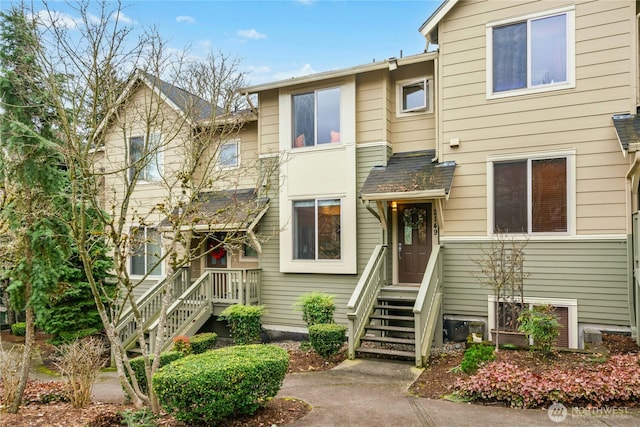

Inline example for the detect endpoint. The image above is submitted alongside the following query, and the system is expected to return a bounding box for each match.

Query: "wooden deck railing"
[346,245,387,359]
[413,245,443,367]
[116,267,190,350]
[146,268,261,352]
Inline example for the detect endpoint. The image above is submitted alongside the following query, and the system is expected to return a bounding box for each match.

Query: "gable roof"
[419,0,458,43]
[138,71,220,121]
[612,114,640,153]
[360,150,456,201]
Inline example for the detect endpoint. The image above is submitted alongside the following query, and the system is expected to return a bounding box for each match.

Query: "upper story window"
[130,227,162,276]
[292,87,341,148]
[129,133,162,182]
[492,156,569,234]
[487,7,575,97]
[397,78,432,115]
[293,199,341,260]
[218,139,240,169]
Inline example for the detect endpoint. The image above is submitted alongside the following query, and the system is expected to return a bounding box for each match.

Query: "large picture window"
[129,133,162,181]
[130,227,162,276]
[493,157,567,234]
[489,8,573,95]
[293,199,341,260]
[292,87,340,148]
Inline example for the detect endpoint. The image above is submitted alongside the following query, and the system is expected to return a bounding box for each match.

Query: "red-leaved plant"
[172,336,192,355]
[454,355,640,408]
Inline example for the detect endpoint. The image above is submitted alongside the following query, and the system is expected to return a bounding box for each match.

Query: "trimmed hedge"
[218,304,265,345]
[189,332,217,354]
[11,322,26,337]
[153,344,289,425]
[308,323,346,358]
[128,351,184,394]
[294,292,336,326]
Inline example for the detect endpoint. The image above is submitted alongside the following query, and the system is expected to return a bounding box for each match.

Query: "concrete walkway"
[11,344,640,427]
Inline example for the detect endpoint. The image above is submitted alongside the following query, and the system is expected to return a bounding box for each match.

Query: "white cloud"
[111,11,134,25]
[237,29,266,40]
[32,10,81,29]
[295,0,315,5]
[176,15,196,24]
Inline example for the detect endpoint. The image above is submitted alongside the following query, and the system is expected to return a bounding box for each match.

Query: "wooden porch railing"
[413,244,443,367]
[147,268,261,352]
[116,267,190,350]
[346,245,387,359]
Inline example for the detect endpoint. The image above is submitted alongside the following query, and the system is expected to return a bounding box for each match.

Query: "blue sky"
[4,0,442,85]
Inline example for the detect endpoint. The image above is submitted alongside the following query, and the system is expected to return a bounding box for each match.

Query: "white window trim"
[292,198,343,262]
[488,295,578,348]
[290,86,342,149]
[486,149,576,237]
[485,6,576,99]
[128,225,163,278]
[129,131,164,183]
[217,139,241,170]
[396,76,433,116]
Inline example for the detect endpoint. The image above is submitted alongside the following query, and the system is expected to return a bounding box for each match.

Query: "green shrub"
[56,327,100,345]
[153,344,289,425]
[294,292,336,326]
[128,351,184,394]
[11,322,26,337]
[218,304,265,345]
[460,344,495,374]
[308,323,346,358]
[119,408,158,427]
[189,332,217,354]
[518,305,560,357]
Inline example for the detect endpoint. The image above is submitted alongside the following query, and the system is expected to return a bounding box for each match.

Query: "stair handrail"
[115,267,190,350]
[347,244,387,359]
[413,245,443,367]
[147,269,212,353]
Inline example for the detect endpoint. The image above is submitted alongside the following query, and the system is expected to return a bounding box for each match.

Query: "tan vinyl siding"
[356,71,385,144]
[389,62,437,153]
[442,239,630,325]
[437,0,632,237]
[258,89,280,154]
[257,145,385,328]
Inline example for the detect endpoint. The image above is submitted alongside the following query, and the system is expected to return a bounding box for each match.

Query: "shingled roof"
[613,114,640,152]
[360,150,456,200]
[159,188,269,231]
[138,71,222,121]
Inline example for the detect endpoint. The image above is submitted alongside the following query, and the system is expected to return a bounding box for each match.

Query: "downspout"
[432,55,441,163]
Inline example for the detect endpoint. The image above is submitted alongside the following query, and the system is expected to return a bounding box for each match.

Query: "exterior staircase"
[355,287,418,360]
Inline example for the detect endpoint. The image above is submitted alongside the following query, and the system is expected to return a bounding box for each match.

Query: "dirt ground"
[0,331,346,426]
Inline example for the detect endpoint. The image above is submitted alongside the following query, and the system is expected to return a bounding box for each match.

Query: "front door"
[398,204,432,283]
[206,236,227,269]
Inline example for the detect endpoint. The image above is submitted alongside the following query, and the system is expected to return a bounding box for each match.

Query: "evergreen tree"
[0,8,70,412]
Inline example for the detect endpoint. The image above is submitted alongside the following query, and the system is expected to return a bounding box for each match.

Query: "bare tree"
[471,234,528,351]
[12,0,280,413]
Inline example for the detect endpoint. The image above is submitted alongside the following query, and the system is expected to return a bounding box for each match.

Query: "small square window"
[397,78,431,115]
[218,140,239,168]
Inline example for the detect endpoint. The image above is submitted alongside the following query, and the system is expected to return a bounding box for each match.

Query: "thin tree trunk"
[7,303,34,413]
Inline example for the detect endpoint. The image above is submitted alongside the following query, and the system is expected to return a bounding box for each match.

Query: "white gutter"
[361,189,448,202]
